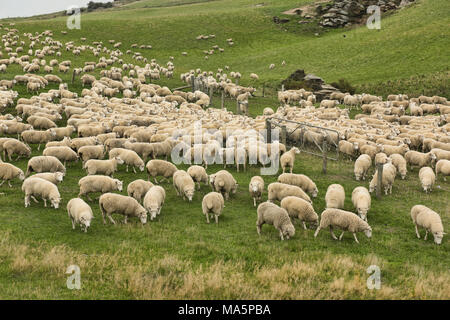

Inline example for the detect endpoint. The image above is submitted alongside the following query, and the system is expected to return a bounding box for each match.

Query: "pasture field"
[0,0,449,299]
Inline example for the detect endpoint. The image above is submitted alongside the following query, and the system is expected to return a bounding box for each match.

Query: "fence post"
[266,119,272,144]
[262,83,265,97]
[71,69,76,84]
[191,75,195,92]
[376,163,383,199]
[322,139,328,174]
[235,79,239,85]
[281,125,287,146]
[209,87,213,106]
[221,89,225,109]
[281,84,285,92]
[236,100,240,114]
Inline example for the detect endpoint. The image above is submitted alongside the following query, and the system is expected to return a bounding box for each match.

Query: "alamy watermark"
[366,265,381,290]
[66,6,81,30]
[66,265,81,290]
[366,5,381,30]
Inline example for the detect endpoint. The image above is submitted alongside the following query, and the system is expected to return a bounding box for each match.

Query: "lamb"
[173,170,195,202]
[67,198,94,232]
[280,196,318,230]
[21,129,56,150]
[351,186,371,222]
[211,170,238,200]
[430,148,450,163]
[109,148,144,173]
[418,167,435,193]
[21,177,61,209]
[26,156,66,176]
[267,182,311,203]
[369,163,396,195]
[339,140,359,159]
[249,176,264,207]
[84,157,124,177]
[325,184,345,209]
[78,145,105,163]
[256,201,295,240]
[3,139,31,161]
[359,144,379,160]
[127,179,154,202]
[187,165,208,190]
[354,154,372,181]
[146,159,178,184]
[380,143,409,156]
[277,173,318,197]
[435,159,450,181]
[43,146,78,167]
[27,115,57,130]
[410,205,445,245]
[143,186,165,221]
[99,193,148,225]
[389,153,407,179]
[280,147,300,173]
[314,208,372,243]
[78,175,123,201]
[405,151,436,170]
[31,172,64,185]
[202,192,225,224]
[0,162,25,187]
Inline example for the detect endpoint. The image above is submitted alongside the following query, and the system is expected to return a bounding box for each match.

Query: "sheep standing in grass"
[256,201,295,240]
[0,162,25,187]
[146,159,177,184]
[187,165,208,190]
[99,193,148,225]
[314,208,372,243]
[20,129,56,151]
[351,186,371,222]
[26,156,66,176]
[127,179,154,202]
[143,186,165,221]
[389,153,407,179]
[410,205,445,245]
[375,152,389,165]
[354,154,372,181]
[173,170,195,202]
[212,170,238,200]
[67,198,93,232]
[419,167,435,193]
[249,176,264,207]
[280,147,300,173]
[84,157,123,177]
[78,175,123,201]
[43,146,78,167]
[78,145,104,163]
[339,140,359,159]
[31,172,64,185]
[202,192,225,224]
[280,196,318,230]
[277,173,318,197]
[405,151,436,170]
[325,184,345,209]
[3,139,31,161]
[369,163,396,195]
[22,177,61,209]
[435,159,450,181]
[109,148,144,173]
[268,182,311,203]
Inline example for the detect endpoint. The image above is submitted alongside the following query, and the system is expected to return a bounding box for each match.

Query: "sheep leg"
[314,226,321,238]
[197,182,200,190]
[71,218,75,230]
[31,196,39,203]
[415,224,421,239]
[279,230,284,241]
[24,195,30,207]
[37,144,41,151]
[256,223,262,235]
[339,231,345,240]
[8,181,12,188]
[107,214,116,225]
[424,230,428,241]
[126,165,129,172]
[353,233,360,244]
[302,221,307,230]
[253,197,256,207]
[43,199,47,207]
[133,167,136,174]
[215,215,218,224]
[206,213,210,224]
[123,215,128,224]
[330,227,338,240]
[0,180,4,187]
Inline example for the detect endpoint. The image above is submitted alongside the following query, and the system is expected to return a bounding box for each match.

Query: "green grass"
[0,0,449,299]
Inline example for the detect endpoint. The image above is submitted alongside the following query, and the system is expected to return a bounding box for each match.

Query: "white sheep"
[84,157,124,177]
[280,196,318,230]
[354,154,372,181]
[187,165,208,190]
[26,155,66,176]
[339,140,359,159]
[173,170,195,202]
[410,205,445,245]
[256,201,295,240]
[249,176,264,207]
[277,173,318,197]
[325,184,345,209]
[127,179,154,202]
[0,162,25,187]
[31,172,64,185]
[78,145,105,163]
[99,193,148,225]
[78,175,123,201]
[67,198,94,232]
[389,153,407,179]
[405,151,436,170]
[314,208,372,243]
[351,186,371,222]
[280,147,300,173]
[418,167,435,193]
[109,148,144,173]
[42,146,78,167]
[146,159,178,184]
[202,192,225,224]
[22,177,61,209]
[369,163,396,195]
[143,186,165,221]
[267,182,311,203]
[211,170,238,200]
[435,159,450,181]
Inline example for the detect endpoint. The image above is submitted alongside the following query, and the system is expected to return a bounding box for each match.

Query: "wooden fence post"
[262,83,265,97]
[209,87,213,105]
[221,90,224,109]
[266,119,272,144]
[71,69,76,84]
[236,101,240,114]
[191,75,195,92]
[281,125,287,146]
[281,84,285,92]
[322,139,328,174]
[376,163,383,199]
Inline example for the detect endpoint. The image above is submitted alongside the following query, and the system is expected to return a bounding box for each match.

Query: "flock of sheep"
[0,23,447,246]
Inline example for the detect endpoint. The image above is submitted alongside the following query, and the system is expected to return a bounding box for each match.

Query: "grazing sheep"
[256,201,295,240]
[31,172,64,185]
[109,148,144,173]
[280,196,318,230]
[369,163,396,195]
[354,154,372,181]
[0,162,25,187]
[435,159,450,181]
[267,182,311,203]
[173,170,195,202]
[143,186,165,221]
[249,176,264,207]
[405,151,436,170]
[430,148,450,163]
[43,146,78,167]
[26,156,66,176]
[339,140,359,159]
[3,139,31,161]
[84,157,123,177]
[389,153,407,179]
[380,143,409,156]
[375,152,389,165]
[21,129,56,150]
[277,173,318,197]
[99,193,148,225]
[127,179,154,202]
[146,159,177,184]
[202,192,225,224]
[280,147,300,173]
[22,177,61,209]
[211,170,238,200]
[325,184,345,209]
[410,205,445,245]
[46,137,72,148]
[351,187,371,222]
[67,198,93,232]
[314,208,372,243]
[418,167,435,193]
[78,175,123,201]
[187,165,208,190]
[359,144,379,160]
[78,145,105,163]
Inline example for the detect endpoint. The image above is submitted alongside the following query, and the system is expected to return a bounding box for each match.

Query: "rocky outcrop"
[282,70,340,101]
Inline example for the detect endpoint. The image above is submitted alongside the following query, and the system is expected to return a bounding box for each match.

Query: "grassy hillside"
[0,0,449,299]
